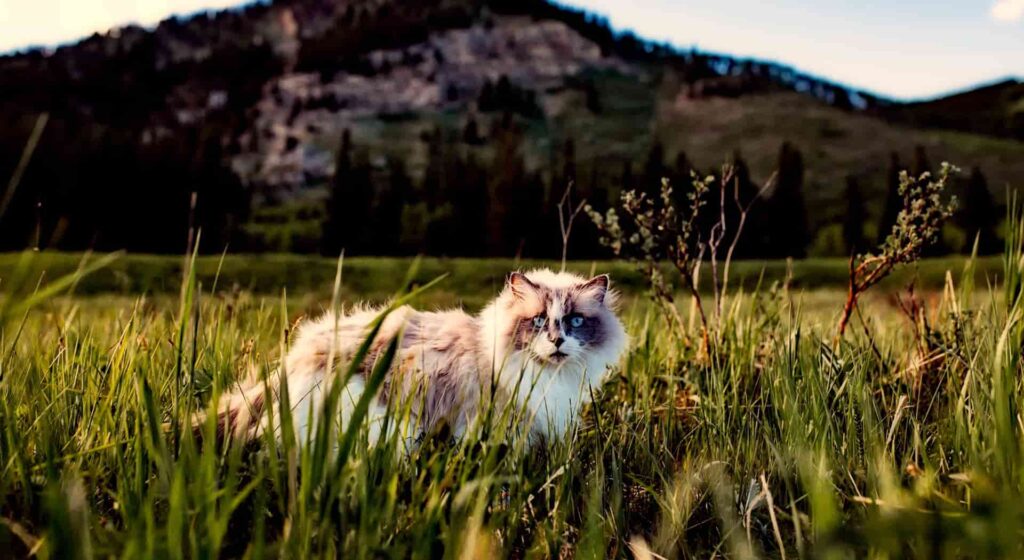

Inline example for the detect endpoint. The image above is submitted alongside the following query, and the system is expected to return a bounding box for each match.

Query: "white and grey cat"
[203,269,628,447]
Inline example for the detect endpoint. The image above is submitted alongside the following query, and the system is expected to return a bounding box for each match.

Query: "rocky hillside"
[235,13,631,192]
[0,0,882,190]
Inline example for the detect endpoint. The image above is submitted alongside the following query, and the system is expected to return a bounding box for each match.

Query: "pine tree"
[462,115,483,145]
[700,151,760,258]
[960,166,1000,254]
[322,129,351,255]
[642,141,667,199]
[768,142,809,258]
[192,127,249,252]
[419,128,451,254]
[487,113,526,256]
[377,156,412,254]
[577,160,610,258]
[554,137,585,257]
[322,129,372,255]
[877,152,902,245]
[510,171,547,257]
[558,138,577,191]
[479,80,495,111]
[831,87,854,111]
[421,126,445,208]
[621,159,634,199]
[588,163,605,208]
[451,148,488,256]
[842,175,867,255]
[912,145,931,179]
[909,145,950,256]
[728,151,762,258]
[584,78,602,114]
[669,150,694,210]
[555,139,603,259]
[426,130,471,255]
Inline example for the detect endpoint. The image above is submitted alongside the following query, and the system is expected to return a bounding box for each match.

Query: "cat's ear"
[578,274,610,304]
[507,272,540,300]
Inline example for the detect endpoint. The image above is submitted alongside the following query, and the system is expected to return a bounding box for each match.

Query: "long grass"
[2,242,1024,557]
[0,252,1006,298]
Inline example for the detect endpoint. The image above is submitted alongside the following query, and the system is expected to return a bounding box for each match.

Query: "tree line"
[1,103,1002,259]
[846,146,1001,256]
[319,118,1003,259]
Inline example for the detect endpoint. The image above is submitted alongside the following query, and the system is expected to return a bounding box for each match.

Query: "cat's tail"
[190,371,272,444]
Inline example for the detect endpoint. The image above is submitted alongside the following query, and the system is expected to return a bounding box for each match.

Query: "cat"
[200,269,628,448]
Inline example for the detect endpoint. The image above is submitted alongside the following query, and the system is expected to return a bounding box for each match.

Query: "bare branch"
[557,181,586,273]
[720,171,776,311]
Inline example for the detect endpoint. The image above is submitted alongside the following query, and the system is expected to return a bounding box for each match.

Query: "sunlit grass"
[2,250,1024,558]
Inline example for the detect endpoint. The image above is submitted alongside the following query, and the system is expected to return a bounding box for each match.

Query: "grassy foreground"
[2,251,1024,558]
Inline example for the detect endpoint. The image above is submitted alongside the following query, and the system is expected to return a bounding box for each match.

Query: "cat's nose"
[552,337,565,348]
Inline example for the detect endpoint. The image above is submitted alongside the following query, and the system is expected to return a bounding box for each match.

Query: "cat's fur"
[201,269,628,447]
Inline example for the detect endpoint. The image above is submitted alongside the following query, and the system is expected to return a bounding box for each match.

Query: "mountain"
[0,0,1022,255]
[881,78,1024,140]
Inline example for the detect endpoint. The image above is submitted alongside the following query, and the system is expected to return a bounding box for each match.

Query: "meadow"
[2,248,1024,558]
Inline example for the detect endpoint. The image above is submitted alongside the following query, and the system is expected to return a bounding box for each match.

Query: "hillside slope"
[881,79,1024,140]
[657,92,1024,222]
[0,0,1021,254]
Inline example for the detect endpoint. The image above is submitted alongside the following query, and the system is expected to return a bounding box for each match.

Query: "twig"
[707,166,730,319]
[760,473,787,560]
[684,242,711,352]
[853,299,884,363]
[557,181,586,272]
[720,172,776,315]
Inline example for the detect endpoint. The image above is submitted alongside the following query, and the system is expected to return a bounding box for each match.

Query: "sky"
[0,0,1021,100]
[560,0,1024,100]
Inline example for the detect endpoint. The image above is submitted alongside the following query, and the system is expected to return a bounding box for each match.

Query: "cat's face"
[502,271,619,368]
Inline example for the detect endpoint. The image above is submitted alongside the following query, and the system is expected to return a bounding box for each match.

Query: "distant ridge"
[882,78,1023,140]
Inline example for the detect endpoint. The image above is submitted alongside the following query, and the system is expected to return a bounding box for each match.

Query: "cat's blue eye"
[532,315,546,328]
[570,315,584,328]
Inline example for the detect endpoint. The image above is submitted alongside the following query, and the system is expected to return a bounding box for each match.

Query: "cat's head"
[487,269,627,373]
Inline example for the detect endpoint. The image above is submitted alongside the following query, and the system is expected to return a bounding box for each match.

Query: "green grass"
[0,252,1007,298]
[3,250,1024,557]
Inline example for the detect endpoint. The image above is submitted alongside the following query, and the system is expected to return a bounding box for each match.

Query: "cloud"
[991,0,1024,22]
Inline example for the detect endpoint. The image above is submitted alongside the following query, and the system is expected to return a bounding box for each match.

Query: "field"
[3,251,1024,558]
[0,251,1006,297]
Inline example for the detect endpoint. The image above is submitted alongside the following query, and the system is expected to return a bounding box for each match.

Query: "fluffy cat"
[201,269,628,447]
